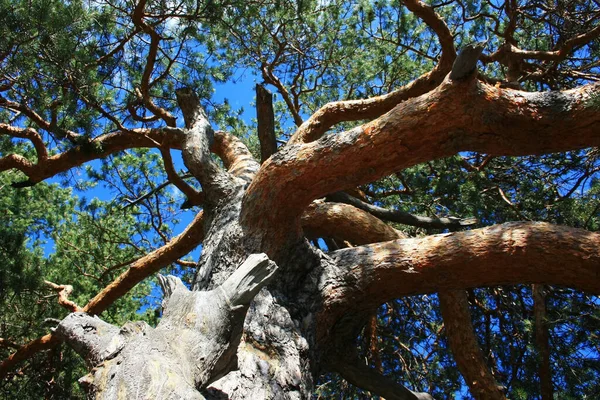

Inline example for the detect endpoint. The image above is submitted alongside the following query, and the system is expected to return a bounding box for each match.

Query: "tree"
[1,0,599,398]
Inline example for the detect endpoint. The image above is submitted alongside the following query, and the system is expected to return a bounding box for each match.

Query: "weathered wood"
[56,254,278,399]
[177,88,236,207]
[256,85,278,163]
[450,42,486,80]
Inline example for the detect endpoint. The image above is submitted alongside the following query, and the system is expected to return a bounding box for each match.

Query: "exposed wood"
[256,85,278,163]
[177,88,235,207]
[212,130,260,183]
[56,255,277,398]
[439,290,507,400]
[450,42,486,80]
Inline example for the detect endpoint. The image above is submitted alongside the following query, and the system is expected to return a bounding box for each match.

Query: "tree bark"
[439,290,507,400]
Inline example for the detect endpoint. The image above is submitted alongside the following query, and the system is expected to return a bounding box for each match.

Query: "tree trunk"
[49,63,600,399]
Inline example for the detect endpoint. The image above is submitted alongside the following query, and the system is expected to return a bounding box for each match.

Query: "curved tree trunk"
[48,51,600,399]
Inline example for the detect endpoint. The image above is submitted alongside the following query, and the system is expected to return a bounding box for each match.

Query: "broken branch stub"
[56,254,278,398]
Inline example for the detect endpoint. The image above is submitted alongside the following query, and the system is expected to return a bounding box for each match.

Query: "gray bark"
[56,254,277,399]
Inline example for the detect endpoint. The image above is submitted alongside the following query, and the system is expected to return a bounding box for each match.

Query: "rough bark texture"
[6,64,600,399]
[256,85,277,163]
[319,222,600,345]
[55,254,277,399]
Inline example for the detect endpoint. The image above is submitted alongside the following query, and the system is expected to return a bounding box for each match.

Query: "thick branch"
[211,130,260,183]
[439,290,507,400]
[242,78,600,248]
[1,127,185,185]
[177,88,235,205]
[0,334,61,381]
[318,222,600,344]
[287,0,455,144]
[0,123,48,162]
[301,201,405,245]
[56,255,277,397]
[327,192,477,229]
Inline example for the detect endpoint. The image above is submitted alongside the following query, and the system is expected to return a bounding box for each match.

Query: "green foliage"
[1,0,599,398]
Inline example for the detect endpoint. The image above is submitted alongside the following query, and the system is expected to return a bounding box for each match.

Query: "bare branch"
[327,192,477,229]
[177,88,236,205]
[44,280,83,313]
[256,84,278,163]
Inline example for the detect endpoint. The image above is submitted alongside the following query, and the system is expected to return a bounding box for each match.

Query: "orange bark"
[439,290,507,400]
[243,77,600,250]
[320,222,600,344]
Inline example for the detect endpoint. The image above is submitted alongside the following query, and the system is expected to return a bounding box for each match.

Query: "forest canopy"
[1,0,599,399]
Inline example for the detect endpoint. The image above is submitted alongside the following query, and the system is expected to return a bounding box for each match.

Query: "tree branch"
[533,284,553,400]
[177,88,236,206]
[317,222,600,345]
[301,201,405,245]
[211,130,260,184]
[0,123,47,162]
[242,78,600,249]
[159,146,204,206]
[326,352,434,400]
[287,0,456,144]
[83,210,204,315]
[44,280,82,313]
[438,290,507,400]
[1,127,185,186]
[327,192,477,229]
[256,84,278,163]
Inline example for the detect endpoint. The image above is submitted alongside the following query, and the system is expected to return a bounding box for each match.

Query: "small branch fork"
[44,281,83,313]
